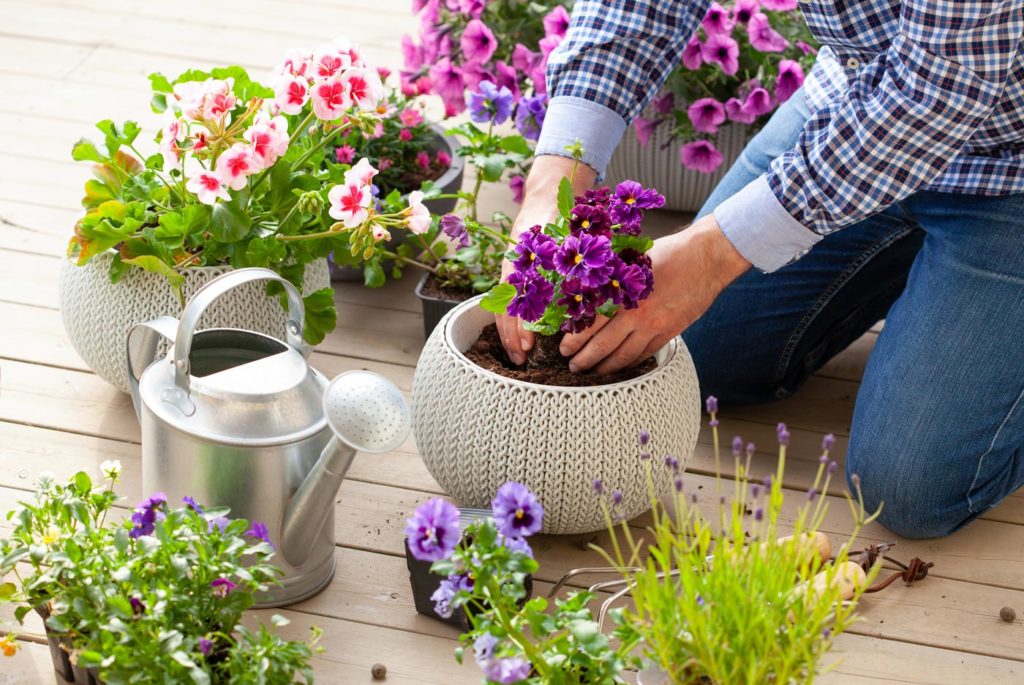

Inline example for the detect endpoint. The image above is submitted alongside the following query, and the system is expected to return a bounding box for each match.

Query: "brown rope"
[851,542,934,593]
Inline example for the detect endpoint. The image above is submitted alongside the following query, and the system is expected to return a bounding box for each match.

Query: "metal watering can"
[127,268,411,606]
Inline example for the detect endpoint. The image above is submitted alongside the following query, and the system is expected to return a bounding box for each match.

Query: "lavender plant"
[404,484,638,684]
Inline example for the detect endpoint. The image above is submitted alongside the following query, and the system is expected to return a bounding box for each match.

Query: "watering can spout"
[280,370,412,567]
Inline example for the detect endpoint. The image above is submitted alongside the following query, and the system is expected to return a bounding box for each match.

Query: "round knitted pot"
[58,253,331,393]
[605,114,749,214]
[412,297,702,535]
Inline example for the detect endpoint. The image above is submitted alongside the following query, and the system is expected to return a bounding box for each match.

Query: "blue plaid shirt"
[536,1,1024,271]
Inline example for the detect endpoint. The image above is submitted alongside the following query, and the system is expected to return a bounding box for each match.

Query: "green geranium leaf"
[172,68,212,85]
[499,135,532,156]
[479,283,516,315]
[245,236,286,267]
[122,256,185,290]
[71,138,105,163]
[210,194,253,243]
[363,261,385,288]
[0,581,16,600]
[477,154,509,182]
[557,177,575,220]
[149,72,173,93]
[301,288,337,345]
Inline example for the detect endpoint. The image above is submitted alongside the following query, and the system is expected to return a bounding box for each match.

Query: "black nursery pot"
[414,271,465,340]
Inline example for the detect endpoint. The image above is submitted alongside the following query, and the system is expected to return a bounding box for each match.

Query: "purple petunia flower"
[600,257,649,309]
[775,59,805,103]
[732,0,758,23]
[687,98,727,134]
[569,204,613,237]
[509,174,525,204]
[431,577,457,618]
[743,87,775,117]
[748,13,789,52]
[198,637,213,656]
[129,493,167,539]
[634,116,659,147]
[460,19,498,63]
[211,577,236,598]
[761,0,798,10]
[512,226,557,272]
[182,496,203,514]
[680,140,725,174]
[725,97,757,125]
[702,2,735,35]
[405,497,461,562]
[440,214,470,249]
[543,5,571,37]
[558,278,603,321]
[467,80,514,125]
[514,93,547,140]
[245,521,273,548]
[483,657,532,684]
[652,92,674,115]
[506,269,555,322]
[702,33,739,75]
[553,233,613,288]
[501,535,534,558]
[428,58,466,115]
[491,482,544,538]
[682,36,704,70]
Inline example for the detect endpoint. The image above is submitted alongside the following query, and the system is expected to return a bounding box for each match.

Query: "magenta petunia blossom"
[458,0,486,18]
[748,13,789,52]
[702,2,735,35]
[512,226,558,271]
[493,60,520,100]
[797,40,817,56]
[506,270,555,322]
[761,0,798,9]
[428,58,466,114]
[652,92,674,115]
[491,482,544,538]
[509,174,525,204]
[681,140,725,173]
[701,33,739,75]
[543,5,571,38]
[460,19,498,63]
[687,97,727,133]
[732,0,759,23]
[554,232,614,287]
[634,116,659,146]
[725,97,757,124]
[512,42,542,74]
[682,36,704,70]
[775,59,805,102]
[404,497,461,562]
[460,62,496,92]
[742,86,775,117]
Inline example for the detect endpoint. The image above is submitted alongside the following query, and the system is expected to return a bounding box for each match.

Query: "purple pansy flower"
[440,214,470,248]
[211,577,236,598]
[601,257,649,309]
[467,80,514,125]
[775,59,805,103]
[702,33,739,75]
[569,203,613,236]
[512,226,557,271]
[687,97,727,134]
[130,596,145,615]
[557,278,603,321]
[405,497,461,562]
[208,516,230,534]
[575,186,612,207]
[501,535,534,559]
[483,657,532,684]
[506,269,555,322]
[514,93,547,140]
[182,496,203,514]
[491,482,544,538]
[245,521,273,548]
[430,577,457,618]
[554,233,613,287]
[129,492,167,539]
[473,632,499,666]
[680,140,725,174]
[610,180,665,231]
[198,637,213,656]
[702,2,735,35]
[460,19,498,63]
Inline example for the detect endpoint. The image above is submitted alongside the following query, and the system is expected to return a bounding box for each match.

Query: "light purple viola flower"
[430,577,457,618]
[467,80,514,125]
[777,422,790,446]
[509,174,525,204]
[182,496,203,514]
[702,33,739,75]
[553,232,613,287]
[775,59,805,103]
[483,657,532,684]
[680,140,724,174]
[211,577,236,598]
[702,2,735,35]
[732,0,759,24]
[491,482,544,538]
[512,227,558,272]
[682,36,704,70]
[501,535,534,558]
[557,278,603,321]
[129,492,167,539]
[506,269,555,322]
[208,516,230,534]
[245,521,273,548]
[725,97,757,124]
[440,214,470,249]
[543,5,571,37]
[748,13,789,52]
[687,98,727,134]
[198,637,213,656]
[404,497,461,562]
[634,116,659,147]
[460,19,498,63]
[514,94,547,140]
[473,632,499,666]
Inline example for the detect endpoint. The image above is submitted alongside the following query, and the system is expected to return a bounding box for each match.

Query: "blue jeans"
[685,88,1024,538]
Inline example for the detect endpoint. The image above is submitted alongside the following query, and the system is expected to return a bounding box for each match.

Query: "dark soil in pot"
[466,324,657,387]
[415,271,474,339]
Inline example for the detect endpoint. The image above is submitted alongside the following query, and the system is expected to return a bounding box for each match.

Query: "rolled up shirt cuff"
[535,96,627,181]
[713,175,822,273]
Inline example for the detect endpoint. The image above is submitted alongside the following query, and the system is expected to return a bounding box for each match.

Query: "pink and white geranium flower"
[244,114,289,169]
[215,143,257,191]
[276,48,312,78]
[160,115,187,167]
[342,67,384,111]
[328,182,373,228]
[173,79,236,121]
[186,171,231,205]
[403,190,431,234]
[311,76,352,120]
[274,75,310,115]
[344,157,379,187]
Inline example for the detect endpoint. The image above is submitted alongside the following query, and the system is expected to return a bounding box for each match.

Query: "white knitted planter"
[412,297,702,535]
[606,117,749,214]
[58,252,331,393]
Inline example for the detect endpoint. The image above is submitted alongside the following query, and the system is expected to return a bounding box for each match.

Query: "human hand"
[559,214,751,374]
[496,155,596,365]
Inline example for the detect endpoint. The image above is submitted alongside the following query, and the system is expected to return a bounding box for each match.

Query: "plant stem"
[379,249,436,273]
[482,578,552,680]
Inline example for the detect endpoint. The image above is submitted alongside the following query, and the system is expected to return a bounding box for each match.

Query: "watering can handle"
[126,316,180,420]
[173,268,306,396]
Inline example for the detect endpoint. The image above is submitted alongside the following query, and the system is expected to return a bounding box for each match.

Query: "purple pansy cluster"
[129,492,167,539]
[505,181,663,334]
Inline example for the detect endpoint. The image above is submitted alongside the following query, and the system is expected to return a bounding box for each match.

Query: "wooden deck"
[1,1,1021,682]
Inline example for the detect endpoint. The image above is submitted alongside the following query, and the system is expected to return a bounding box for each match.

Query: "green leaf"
[209,194,253,243]
[122,256,185,291]
[479,283,516,314]
[301,288,337,345]
[106,595,134,619]
[73,470,92,494]
[245,236,287,267]
[499,135,532,156]
[0,581,16,601]
[557,177,575,220]
[363,261,385,288]
[77,651,104,668]
[611,234,654,254]
[478,154,509,183]
[71,138,105,163]
[148,72,173,93]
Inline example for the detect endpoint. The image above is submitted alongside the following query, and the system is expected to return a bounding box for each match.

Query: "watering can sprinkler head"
[281,370,411,566]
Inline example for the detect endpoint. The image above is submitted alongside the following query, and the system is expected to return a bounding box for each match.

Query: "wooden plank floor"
[0,1,1021,682]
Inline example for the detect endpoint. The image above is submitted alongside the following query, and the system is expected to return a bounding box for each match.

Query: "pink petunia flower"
[774,59,805,102]
[796,40,817,56]
[543,5,571,38]
[428,58,466,115]
[344,158,379,187]
[634,117,659,146]
[732,0,759,24]
[215,143,257,191]
[328,182,372,228]
[509,174,525,204]
[702,33,739,75]
[399,108,424,127]
[186,171,230,205]
[680,140,725,173]
[311,76,351,120]
[461,62,496,92]
[379,157,394,172]
[460,19,498,63]
[702,2,735,35]
[458,0,486,18]
[652,92,674,115]
[725,97,757,124]
[342,67,383,111]
[760,0,798,10]
[512,43,542,74]
[748,13,789,52]
[539,34,562,61]
[403,190,431,234]
[494,60,521,100]
[401,35,424,72]
[687,98,726,134]
[682,37,704,70]
[273,75,309,116]
[335,144,356,164]
[377,66,392,81]
[742,87,774,117]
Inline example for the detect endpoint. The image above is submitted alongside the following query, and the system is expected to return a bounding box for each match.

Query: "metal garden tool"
[126,268,411,606]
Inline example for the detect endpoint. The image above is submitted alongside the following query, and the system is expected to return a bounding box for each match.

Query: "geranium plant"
[404,484,637,684]
[67,38,432,344]
[600,408,881,683]
[0,464,320,683]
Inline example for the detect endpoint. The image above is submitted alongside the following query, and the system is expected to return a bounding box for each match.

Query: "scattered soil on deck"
[465,324,656,387]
